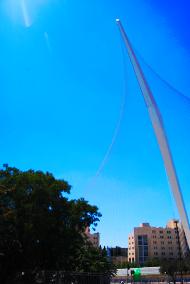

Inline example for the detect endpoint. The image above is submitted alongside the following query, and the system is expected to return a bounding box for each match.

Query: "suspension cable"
[134,48,190,104]
[86,35,129,190]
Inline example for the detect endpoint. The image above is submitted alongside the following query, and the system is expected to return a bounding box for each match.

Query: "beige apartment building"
[128,220,189,265]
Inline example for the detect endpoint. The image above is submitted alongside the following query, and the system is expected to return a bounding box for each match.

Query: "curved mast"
[116,19,190,249]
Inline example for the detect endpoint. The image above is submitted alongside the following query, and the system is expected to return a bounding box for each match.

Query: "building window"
[167,231,171,234]
[138,235,148,265]
[161,247,165,250]
[169,252,173,256]
[138,235,148,246]
[161,241,164,245]
[160,236,164,239]
[154,252,158,256]
[161,252,165,256]
[159,231,163,234]
[152,230,156,234]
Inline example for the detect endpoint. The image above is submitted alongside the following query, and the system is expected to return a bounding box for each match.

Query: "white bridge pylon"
[116,19,190,249]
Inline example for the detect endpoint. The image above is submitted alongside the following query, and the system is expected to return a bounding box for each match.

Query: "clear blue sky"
[1,0,190,247]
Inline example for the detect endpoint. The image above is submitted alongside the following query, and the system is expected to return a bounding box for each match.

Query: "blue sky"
[1,0,190,247]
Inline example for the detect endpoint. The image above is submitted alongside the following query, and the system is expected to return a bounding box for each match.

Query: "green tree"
[160,260,179,284]
[160,257,190,284]
[144,258,161,267]
[115,261,138,269]
[77,245,115,275]
[0,166,113,283]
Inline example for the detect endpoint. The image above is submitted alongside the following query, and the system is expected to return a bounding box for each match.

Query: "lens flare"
[44,32,52,54]
[4,0,53,28]
[20,0,31,28]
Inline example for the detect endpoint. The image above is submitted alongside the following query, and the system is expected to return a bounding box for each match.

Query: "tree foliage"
[0,167,114,283]
[115,261,138,269]
[160,260,179,284]
[160,258,190,284]
[144,258,162,267]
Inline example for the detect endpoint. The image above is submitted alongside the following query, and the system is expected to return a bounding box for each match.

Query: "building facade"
[108,247,128,266]
[178,222,189,258]
[85,227,100,247]
[128,220,189,265]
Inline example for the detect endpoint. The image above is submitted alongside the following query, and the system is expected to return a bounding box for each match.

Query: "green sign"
[133,268,141,281]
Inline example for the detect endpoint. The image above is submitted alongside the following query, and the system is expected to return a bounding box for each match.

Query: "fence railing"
[10,271,111,284]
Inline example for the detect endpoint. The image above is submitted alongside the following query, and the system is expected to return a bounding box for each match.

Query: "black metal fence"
[111,277,190,283]
[11,271,111,284]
